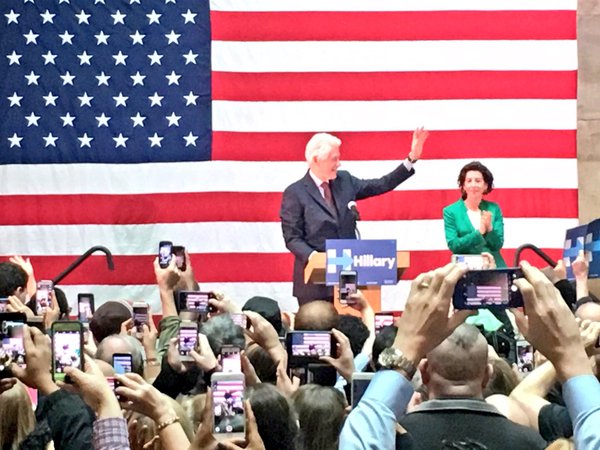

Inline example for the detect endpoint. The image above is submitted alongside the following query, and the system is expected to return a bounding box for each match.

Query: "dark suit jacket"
[280,164,414,303]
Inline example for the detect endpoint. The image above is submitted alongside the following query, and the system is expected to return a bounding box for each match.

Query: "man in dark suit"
[280,128,429,305]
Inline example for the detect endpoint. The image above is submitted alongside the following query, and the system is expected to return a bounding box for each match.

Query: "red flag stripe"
[211,11,575,41]
[21,248,566,285]
[0,189,577,226]
[213,71,577,102]
[212,130,575,161]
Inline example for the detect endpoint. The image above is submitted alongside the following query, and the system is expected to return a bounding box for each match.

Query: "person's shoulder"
[443,199,463,213]
[283,172,310,194]
[481,199,501,210]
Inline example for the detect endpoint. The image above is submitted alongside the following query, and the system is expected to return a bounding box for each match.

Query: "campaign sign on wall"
[325,239,397,286]
[563,218,600,279]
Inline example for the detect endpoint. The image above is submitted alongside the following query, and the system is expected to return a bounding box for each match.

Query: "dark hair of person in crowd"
[337,315,369,357]
[0,262,28,298]
[457,161,494,200]
[483,358,520,397]
[246,383,298,450]
[200,314,246,356]
[245,343,277,384]
[292,384,347,450]
[370,325,398,371]
[0,381,36,450]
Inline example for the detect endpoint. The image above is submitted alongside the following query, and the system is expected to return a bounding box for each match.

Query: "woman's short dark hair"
[247,383,298,450]
[457,161,494,200]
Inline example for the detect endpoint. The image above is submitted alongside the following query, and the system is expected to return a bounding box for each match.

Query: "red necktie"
[321,181,335,208]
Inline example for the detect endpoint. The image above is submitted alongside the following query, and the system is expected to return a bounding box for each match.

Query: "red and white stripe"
[0,1,578,313]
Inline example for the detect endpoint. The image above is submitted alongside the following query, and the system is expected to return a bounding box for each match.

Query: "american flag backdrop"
[0,0,578,313]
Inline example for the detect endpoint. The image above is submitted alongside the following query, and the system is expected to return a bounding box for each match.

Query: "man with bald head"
[294,300,339,331]
[399,324,545,449]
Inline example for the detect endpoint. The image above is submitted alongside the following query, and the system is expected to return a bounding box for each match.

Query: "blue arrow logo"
[329,253,353,269]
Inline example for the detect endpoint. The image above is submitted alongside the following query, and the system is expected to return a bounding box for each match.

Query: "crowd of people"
[0,244,598,450]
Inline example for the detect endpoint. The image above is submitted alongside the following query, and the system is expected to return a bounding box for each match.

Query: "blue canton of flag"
[0,0,211,164]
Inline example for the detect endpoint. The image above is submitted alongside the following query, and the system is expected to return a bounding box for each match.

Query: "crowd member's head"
[483,357,519,397]
[574,296,600,322]
[457,161,494,200]
[246,343,277,384]
[0,262,28,301]
[305,133,342,182]
[242,296,283,336]
[422,324,492,399]
[337,314,369,357]
[294,301,339,331]
[201,314,245,356]
[370,325,398,371]
[96,334,144,376]
[0,381,35,450]
[89,300,133,344]
[247,383,298,450]
[292,384,347,450]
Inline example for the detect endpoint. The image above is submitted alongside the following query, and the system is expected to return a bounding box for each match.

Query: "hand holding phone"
[51,321,84,382]
[36,280,53,314]
[339,270,358,305]
[132,302,149,335]
[0,313,27,376]
[453,268,524,310]
[286,331,336,367]
[179,321,199,362]
[211,373,245,440]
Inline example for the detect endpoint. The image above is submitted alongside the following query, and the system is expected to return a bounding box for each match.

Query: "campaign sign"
[325,239,397,286]
[563,218,600,279]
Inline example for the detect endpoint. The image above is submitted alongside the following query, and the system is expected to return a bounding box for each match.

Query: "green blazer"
[443,199,506,267]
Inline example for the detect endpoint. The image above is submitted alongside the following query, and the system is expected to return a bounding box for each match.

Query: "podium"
[304,251,410,313]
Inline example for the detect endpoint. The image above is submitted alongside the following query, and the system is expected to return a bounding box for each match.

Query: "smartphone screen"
[516,340,534,373]
[351,374,374,408]
[0,320,26,372]
[77,294,95,323]
[106,376,122,399]
[339,270,358,304]
[287,331,334,358]
[112,353,133,374]
[212,378,245,436]
[230,313,248,329]
[453,268,524,310]
[36,280,53,313]
[452,254,485,270]
[374,314,395,333]
[220,346,241,373]
[133,304,149,333]
[179,291,210,313]
[172,246,186,271]
[52,323,83,382]
[158,241,173,268]
[0,298,8,313]
[179,324,198,358]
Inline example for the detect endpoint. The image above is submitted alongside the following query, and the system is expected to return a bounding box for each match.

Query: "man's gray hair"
[305,133,341,163]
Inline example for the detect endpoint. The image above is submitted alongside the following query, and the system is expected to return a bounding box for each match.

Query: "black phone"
[339,270,358,305]
[36,280,53,314]
[51,321,84,383]
[112,353,133,374]
[106,376,123,400]
[285,331,336,366]
[374,311,401,334]
[179,321,199,362]
[172,245,187,271]
[77,293,95,323]
[132,302,149,334]
[158,241,173,268]
[0,312,27,378]
[453,268,524,310]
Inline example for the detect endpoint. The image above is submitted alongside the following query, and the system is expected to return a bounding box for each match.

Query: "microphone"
[348,201,361,221]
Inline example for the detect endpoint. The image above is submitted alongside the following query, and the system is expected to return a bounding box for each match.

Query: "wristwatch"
[378,347,417,379]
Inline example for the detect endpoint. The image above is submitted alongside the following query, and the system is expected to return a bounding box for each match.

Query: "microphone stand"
[52,245,115,286]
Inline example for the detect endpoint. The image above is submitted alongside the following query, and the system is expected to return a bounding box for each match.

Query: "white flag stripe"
[0,218,577,256]
[56,280,414,315]
[211,41,577,73]
[211,0,576,13]
[212,100,576,132]
[0,158,578,195]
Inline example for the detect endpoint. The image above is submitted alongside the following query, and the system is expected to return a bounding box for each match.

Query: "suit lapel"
[302,172,337,218]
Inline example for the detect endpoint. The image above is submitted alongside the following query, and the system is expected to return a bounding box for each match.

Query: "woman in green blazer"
[443,161,506,267]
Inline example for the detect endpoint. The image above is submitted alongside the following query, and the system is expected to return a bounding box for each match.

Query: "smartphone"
[351,372,374,408]
[516,340,534,373]
[172,245,187,271]
[106,376,123,400]
[339,270,358,305]
[112,353,133,374]
[77,293,95,323]
[211,373,245,440]
[286,331,336,366]
[179,291,214,314]
[374,312,399,334]
[0,298,8,313]
[179,321,198,361]
[158,241,173,268]
[51,321,83,382]
[453,268,524,310]
[451,254,485,270]
[0,313,27,378]
[230,313,248,329]
[36,280,53,314]
[219,345,241,373]
[132,302,149,334]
